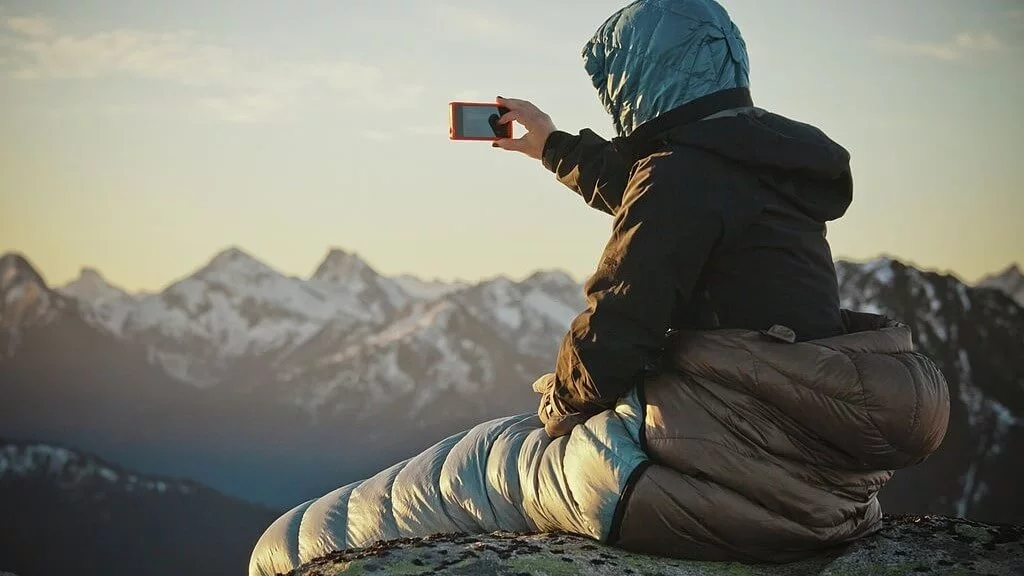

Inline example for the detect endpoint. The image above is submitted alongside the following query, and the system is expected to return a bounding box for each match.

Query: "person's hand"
[532,373,591,439]
[492,96,557,160]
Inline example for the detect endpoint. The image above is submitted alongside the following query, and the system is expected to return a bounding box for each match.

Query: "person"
[492,0,856,438]
[248,2,950,572]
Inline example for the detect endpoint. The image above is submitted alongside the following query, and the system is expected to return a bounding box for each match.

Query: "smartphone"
[449,102,512,141]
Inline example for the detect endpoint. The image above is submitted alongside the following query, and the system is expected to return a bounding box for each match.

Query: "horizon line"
[2,245,1018,296]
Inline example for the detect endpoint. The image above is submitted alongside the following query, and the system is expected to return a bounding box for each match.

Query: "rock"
[286,515,1023,575]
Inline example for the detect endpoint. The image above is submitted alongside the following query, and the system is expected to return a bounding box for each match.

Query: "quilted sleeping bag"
[249,313,948,575]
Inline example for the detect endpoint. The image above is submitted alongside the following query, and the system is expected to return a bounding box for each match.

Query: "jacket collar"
[610,87,753,165]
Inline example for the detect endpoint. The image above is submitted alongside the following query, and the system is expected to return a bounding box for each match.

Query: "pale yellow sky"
[1,0,1021,292]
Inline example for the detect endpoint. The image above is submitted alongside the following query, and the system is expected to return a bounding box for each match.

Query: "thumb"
[544,412,589,438]
[532,373,555,394]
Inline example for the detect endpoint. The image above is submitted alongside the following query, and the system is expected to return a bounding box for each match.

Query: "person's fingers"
[544,412,588,438]
[496,110,521,125]
[532,373,555,394]
[497,96,539,115]
[493,136,530,153]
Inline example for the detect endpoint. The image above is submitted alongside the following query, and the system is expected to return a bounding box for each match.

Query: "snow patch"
[953,348,1021,516]
[394,275,465,301]
[0,442,195,496]
[523,289,578,328]
[60,267,135,306]
[978,264,1024,307]
[864,257,895,285]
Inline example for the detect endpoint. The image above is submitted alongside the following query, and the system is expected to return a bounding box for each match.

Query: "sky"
[0,0,1021,292]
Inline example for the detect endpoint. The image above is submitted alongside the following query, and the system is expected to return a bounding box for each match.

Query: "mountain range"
[0,438,276,576]
[1,248,1022,526]
[0,248,583,507]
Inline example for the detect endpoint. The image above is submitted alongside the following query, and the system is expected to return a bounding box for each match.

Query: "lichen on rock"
[284,516,1023,576]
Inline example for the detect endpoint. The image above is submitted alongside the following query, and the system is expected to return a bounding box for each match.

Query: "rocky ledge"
[286,516,1023,576]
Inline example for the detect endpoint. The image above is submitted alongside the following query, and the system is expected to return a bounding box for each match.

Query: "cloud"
[876,31,1005,61]
[0,15,415,123]
[1,17,240,83]
[5,16,53,38]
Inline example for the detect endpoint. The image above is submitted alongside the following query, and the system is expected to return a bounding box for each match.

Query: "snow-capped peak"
[311,247,375,286]
[978,264,1024,308]
[201,247,278,280]
[522,269,581,305]
[117,246,419,386]
[0,252,61,330]
[1,252,47,294]
[60,267,133,305]
[61,267,138,338]
[863,256,897,284]
[309,247,412,316]
[393,275,466,301]
[132,247,377,364]
[0,440,196,495]
[524,269,578,288]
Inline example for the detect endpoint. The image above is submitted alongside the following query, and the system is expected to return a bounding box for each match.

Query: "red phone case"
[449,102,513,141]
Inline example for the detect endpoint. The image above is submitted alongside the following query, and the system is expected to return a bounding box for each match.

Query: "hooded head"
[583,0,751,137]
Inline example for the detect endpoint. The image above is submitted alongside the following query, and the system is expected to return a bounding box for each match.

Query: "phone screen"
[456,104,509,138]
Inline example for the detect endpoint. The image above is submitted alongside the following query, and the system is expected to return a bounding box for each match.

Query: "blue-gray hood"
[584,0,750,137]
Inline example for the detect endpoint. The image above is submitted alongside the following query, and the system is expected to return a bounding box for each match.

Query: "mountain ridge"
[1,248,1022,524]
[978,263,1024,307]
[0,437,278,576]
[39,246,1019,304]
[51,246,578,302]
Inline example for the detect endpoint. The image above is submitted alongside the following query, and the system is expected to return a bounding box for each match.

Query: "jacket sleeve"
[541,129,631,216]
[548,152,728,415]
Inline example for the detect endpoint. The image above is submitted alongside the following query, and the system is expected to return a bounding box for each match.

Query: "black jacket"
[541,88,853,415]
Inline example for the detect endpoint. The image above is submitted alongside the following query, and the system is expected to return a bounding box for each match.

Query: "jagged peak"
[837,255,900,271]
[978,262,1024,307]
[836,254,899,267]
[984,263,1023,282]
[523,269,578,288]
[201,246,278,278]
[61,266,133,303]
[78,266,104,280]
[0,252,49,293]
[836,255,938,287]
[837,255,978,282]
[478,274,517,290]
[0,252,63,330]
[311,247,378,284]
[0,438,199,495]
